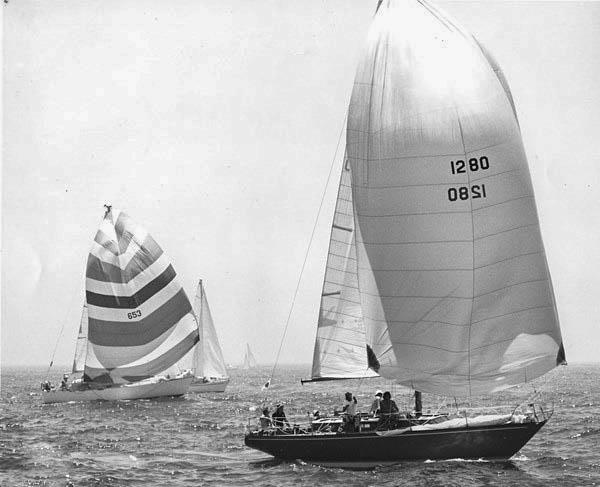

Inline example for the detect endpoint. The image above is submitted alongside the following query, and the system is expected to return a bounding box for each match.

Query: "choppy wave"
[1,364,599,486]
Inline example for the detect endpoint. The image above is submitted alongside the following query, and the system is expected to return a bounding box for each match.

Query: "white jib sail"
[72,303,88,374]
[310,158,379,381]
[192,280,228,379]
[346,0,565,396]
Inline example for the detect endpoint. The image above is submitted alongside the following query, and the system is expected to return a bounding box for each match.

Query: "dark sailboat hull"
[245,421,546,465]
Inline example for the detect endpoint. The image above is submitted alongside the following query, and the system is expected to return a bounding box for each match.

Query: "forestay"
[83,209,199,384]
[193,280,228,379]
[310,159,379,381]
[346,0,565,396]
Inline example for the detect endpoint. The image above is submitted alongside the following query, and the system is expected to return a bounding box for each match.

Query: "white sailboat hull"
[41,376,193,404]
[189,377,229,393]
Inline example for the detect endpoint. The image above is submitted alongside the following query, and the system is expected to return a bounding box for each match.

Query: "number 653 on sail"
[127,310,142,320]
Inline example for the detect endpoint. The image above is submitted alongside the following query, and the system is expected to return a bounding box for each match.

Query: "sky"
[2,0,600,371]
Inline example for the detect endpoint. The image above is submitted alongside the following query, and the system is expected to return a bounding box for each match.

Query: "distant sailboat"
[245,0,565,464]
[189,280,230,393]
[42,207,198,404]
[242,344,257,370]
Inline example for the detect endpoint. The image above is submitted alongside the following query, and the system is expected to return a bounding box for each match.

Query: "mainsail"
[242,344,257,369]
[71,303,88,374]
[83,209,199,384]
[192,280,228,378]
[343,0,565,396]
[310,158,379,381]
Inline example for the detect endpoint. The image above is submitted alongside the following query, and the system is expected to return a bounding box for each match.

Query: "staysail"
[242,344,257,369]
[309,158,379,381]
[192,280,228,378]
[83,209,199,384]
[71,303,88,374]
[345,0,565,396]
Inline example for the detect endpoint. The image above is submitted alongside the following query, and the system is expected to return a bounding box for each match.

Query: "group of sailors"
[342,389,402,432]
[40,374,70,392]
[259,389,406,434]
[259,403,291,430]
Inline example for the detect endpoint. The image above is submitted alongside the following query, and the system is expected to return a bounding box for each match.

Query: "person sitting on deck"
[377,391,400,430]
[259,407,273,429]
[59,374,69,391]
[272,403,291,431]
[370,390,383,417]
[342,392,359,433]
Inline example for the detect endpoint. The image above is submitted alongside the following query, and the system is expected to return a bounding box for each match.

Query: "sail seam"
[473,195,534,212]
[318,337,375,348]
[454,106,473,397]
[360,267,475,272]
[367,292,473,299]
[365,168,523,189]
[474,251,543,270]
[322,296,361,305]
[470,168,522,183]
[475,224,540,242]
[317,323,364,333]
[360,239,473,245]
[359,210,471,218]
[470,305,554,326]
[474,278,549,299]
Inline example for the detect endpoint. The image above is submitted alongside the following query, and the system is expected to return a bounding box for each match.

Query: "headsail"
[309,158,379,381]
[346,0,564,396]
[192,280,228,378]
[71,303,88,374]
[83,208,199,384]
[242,344,257,369]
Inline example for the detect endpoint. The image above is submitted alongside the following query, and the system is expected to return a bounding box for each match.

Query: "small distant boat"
[245,0,566,464]
[189,280,230,393]
[242,344,257,370]
[42,207,199,404]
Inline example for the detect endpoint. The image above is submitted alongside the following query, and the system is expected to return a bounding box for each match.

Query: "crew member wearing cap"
[59,374,69,391]
[370,390,383,417]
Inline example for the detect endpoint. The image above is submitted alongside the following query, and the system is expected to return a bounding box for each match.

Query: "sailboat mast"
[414,391,422,417]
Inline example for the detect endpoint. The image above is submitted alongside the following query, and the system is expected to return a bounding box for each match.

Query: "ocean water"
[1,364,598,486]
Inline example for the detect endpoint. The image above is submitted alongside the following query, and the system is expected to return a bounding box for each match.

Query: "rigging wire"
[262,113,348,395]
[45,284,82,379]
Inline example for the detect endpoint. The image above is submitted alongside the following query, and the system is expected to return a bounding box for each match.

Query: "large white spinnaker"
[346,0,565,396]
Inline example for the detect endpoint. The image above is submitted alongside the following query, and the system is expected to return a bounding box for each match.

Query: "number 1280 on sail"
[447,155,489,201]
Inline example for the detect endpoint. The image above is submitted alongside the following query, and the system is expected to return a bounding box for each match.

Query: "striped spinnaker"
[83,209,199,384]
